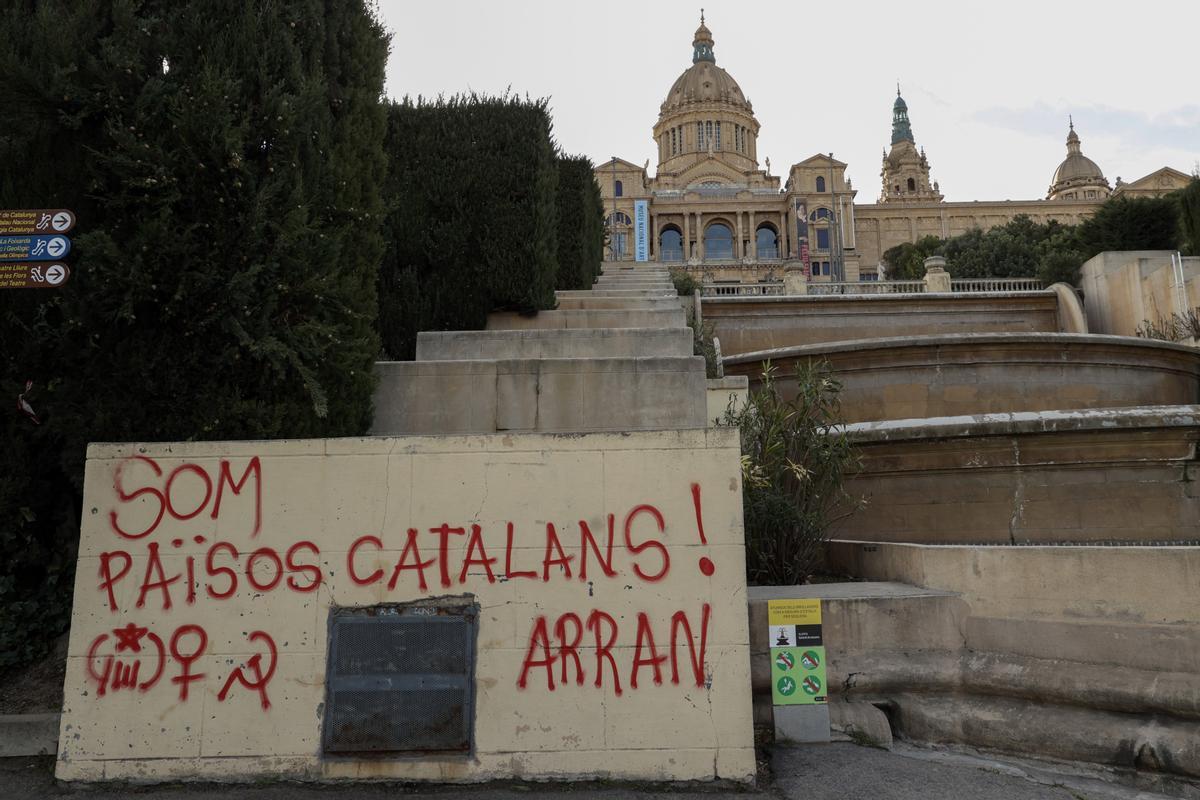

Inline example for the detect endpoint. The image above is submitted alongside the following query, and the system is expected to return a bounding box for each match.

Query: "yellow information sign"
[768,599,826,705]
[767,598,821,627]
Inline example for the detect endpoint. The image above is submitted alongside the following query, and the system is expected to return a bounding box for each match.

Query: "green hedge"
[555,155,604,290]
[0,0,389,667]
[378,94,559,359]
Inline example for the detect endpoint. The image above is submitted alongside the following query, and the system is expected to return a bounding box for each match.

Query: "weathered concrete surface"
[724,333,1200,423]
[1080,250,1200,337]
[416,328,694,361]
[487,308,685,330]
[705,376,747,426]
[704,292,1063,356]
[553,296,680,311]
[0,714,59,756]
[58,430,755,782]
[837,406,1200,544]
[769,544,1200,779]
[371,356,707,434]
[555,289,676,299]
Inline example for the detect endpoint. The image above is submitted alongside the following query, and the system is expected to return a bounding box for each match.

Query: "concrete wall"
[795,543,1200,778]
[1080,251,1200,337]
[705,376,748,426]
[415,328,693,361]
[725,333,1200,423]
[837,406,1200,544]
[703,293,1062,356]
[57,430,755,782]
[371,357,708,435]
[487,308,685,331]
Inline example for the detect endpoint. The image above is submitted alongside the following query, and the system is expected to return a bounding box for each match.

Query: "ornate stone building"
[596,16,1193,284]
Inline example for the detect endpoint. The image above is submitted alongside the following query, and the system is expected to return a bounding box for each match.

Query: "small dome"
[1052,153,1105,185]
[1048,120,1108,198]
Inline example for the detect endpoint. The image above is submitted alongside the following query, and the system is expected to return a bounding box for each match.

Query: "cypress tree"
[554,155,604,290]
[0,0,389,666]
[379,94,559,359]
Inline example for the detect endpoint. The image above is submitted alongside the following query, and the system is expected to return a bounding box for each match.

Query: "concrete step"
[487,308,686,330]
[416,327,694,360]
[556,289,676,299]
[554,296,680,311]
[593,282,674,292]
[371,356,708,435]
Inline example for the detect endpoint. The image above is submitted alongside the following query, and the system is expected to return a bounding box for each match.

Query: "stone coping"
[748,581,955,600]
[724,331,1200,366]
[377,355,705,375]
[840,404,1200,444]
[86,426,736,460]
[703,290,1054,306]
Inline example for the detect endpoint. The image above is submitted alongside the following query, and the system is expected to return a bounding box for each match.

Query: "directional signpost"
[0,209,75,290]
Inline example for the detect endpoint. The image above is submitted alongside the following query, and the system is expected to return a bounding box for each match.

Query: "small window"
[906,178,916,191]
[323,601,478,756]
[715,121,721,151]
[614,180,623,198]
[816,176,826,193]
[697,121,704,150]
[816,228,830,250]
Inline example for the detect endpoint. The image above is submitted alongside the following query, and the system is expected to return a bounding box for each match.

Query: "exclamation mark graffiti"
[691,482,716,576]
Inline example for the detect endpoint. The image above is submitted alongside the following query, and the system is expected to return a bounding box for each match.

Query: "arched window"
[715,121,721,150]
[906,178,916,192]
[815,176,826,193]
[704,222,733,260]
[605,212,632,226]
[614,180,624,198]
[808,207,833,221]
[660,226,683,262]
[756,224,779,259]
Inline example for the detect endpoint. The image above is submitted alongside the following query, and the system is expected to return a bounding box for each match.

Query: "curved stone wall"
[725,333,1200,423]
[837,406,1200,545]
[703,292,1063,356]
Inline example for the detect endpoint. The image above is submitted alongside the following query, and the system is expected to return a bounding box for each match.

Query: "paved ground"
[1,743,1194,799]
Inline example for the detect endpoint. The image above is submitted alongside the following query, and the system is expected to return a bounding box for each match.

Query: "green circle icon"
[775,651,795,671]
[801,650,820,670]
[802,675,822,695]
[777,676,797,696]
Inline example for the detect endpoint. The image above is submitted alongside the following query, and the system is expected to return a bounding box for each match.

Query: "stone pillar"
[778,210,786,258]
[683,212,691,260]
[784,264,808,295]
[735,211,744,260]
[649,212,656,260]
[696,211,704,262]
[923,255,951,293]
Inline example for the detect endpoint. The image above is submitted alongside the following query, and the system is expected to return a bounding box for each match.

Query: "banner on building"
[634,200,649,262]
[795,200,811,277]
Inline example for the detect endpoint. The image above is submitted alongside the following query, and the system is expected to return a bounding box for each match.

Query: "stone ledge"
[0,713,59,757]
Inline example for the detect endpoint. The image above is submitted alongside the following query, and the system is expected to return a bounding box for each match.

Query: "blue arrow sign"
[0,234,72,261]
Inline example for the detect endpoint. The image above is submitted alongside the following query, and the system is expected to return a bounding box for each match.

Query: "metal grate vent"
[322,601,477,756]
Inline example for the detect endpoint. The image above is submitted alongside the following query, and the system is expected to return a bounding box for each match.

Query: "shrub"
[670,267,701,296]
[378,93,559,359]
[555,155,605,290]
[720,361,863,585]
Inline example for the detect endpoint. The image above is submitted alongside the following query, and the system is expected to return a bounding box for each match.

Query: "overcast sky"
[379,0,1198,202]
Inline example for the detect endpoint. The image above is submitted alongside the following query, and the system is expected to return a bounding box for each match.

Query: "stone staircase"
[371,265,708,434]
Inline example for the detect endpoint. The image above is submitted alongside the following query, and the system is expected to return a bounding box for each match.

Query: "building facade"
[597,16,1193,284]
